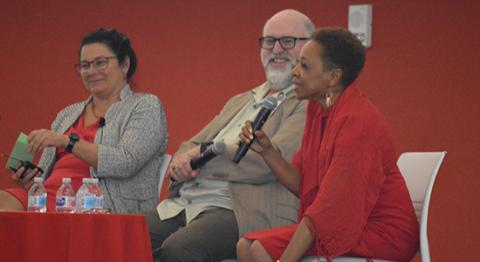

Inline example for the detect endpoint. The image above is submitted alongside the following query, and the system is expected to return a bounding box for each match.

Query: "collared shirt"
[157,83,295,224]
[214,83,294,145]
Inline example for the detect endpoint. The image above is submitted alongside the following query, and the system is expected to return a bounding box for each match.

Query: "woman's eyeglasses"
[75,56,117,73]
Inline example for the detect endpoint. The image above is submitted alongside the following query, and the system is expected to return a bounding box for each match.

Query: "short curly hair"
[312,28,365,88]
[79,28,137,81]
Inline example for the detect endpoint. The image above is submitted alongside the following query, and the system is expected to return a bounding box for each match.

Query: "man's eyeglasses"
[259,36,310,50]
[75,56,117,73]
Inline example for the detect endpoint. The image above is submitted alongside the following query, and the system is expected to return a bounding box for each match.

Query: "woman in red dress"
[236,28,419,262]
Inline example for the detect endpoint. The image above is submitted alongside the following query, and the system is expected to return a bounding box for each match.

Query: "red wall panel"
[1,1,479,260]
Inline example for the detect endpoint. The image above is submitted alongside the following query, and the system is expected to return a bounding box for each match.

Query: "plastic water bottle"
[90,178,104,213]
[76,178,94,213]
[56,178,76,213]
[27,177,47,212]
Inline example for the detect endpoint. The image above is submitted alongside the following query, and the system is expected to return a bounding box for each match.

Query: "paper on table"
[5,133,34,170]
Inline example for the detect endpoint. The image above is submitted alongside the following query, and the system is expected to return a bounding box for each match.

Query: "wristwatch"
[65,133,80,153]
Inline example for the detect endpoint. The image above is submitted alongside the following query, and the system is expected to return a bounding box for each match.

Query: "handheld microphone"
[232,96,278,164]
[169,141,227,188]
[190,141,227,170]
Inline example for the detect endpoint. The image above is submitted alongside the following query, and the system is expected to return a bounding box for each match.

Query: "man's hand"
[168,146,201,183]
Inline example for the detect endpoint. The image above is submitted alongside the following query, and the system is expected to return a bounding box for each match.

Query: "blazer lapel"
[59,99,90,133]
[204,93,252,141]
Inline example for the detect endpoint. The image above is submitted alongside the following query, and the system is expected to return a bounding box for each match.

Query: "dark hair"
[79,28,137,81]
[312,28,365,88]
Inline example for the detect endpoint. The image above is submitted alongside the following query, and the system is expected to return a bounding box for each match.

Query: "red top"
[6,114,100,212]
[293,86,419,261]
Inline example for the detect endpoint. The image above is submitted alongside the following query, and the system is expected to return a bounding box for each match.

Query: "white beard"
[265,65,293,91]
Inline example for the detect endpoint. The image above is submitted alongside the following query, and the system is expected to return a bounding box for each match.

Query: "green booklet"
[5,133,34,170]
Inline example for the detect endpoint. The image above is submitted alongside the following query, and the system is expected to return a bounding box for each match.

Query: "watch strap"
[65,134,79,153]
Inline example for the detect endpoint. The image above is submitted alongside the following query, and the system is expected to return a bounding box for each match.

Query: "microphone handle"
[251,107,271,131]
[232,141,249,164]
[190,150,217,170]
[169,151,216,188]
[232,108,272,164]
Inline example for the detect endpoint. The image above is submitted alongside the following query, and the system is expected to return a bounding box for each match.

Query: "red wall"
[1,1,479,261]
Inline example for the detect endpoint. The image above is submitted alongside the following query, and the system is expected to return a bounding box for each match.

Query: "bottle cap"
[62,177,71,183]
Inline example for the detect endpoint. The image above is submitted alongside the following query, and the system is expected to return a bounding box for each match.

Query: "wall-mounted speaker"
[348,4,372,48]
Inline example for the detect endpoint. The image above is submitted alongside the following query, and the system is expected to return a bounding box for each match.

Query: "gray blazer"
[39,85,168,214]
[169,82,307,235]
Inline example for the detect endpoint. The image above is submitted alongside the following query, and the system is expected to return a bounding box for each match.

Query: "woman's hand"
[239,120,302,196]
[11,165,42,189]
[168,146,200,183]
[239,120,274,156]
[27,129,69,154]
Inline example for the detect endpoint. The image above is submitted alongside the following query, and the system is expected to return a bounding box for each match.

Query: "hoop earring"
[325,91,333,108]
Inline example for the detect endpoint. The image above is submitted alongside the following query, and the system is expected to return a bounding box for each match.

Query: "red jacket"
[294,85,419,261]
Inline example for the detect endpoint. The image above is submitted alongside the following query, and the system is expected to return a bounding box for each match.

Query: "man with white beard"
[144,9,315,261]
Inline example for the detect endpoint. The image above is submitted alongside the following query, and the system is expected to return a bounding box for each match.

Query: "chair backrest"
[396,151,446,262]
[158,154,172,200]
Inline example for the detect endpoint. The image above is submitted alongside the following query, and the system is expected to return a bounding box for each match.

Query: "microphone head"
[263,96,278,110]
[212,141,227,155]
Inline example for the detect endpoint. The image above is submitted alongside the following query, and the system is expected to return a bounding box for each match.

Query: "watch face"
[70,134,80,141]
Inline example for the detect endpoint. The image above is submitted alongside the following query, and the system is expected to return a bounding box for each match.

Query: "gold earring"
[325,91,333,107]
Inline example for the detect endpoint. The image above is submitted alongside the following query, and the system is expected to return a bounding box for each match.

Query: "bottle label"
[56,196,76,208]
[28,195,46,208]
[56,196,65,207]
[94,196,104,209]
[84,196,94,209]
[66,196,76,208]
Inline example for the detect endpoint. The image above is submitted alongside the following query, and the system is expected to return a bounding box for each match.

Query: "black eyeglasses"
[259,36,310,50]
[75,56,117,73]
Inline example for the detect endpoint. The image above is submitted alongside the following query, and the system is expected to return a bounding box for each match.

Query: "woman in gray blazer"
[0,28,168,214]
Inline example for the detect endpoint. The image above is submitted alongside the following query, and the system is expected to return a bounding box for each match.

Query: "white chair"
[223,151,446,262]
[397,151,446,262]
[157,154,172,201]
[302,151,446,262]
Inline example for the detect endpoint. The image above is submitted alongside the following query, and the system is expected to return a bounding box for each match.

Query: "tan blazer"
[169,83,307,235]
